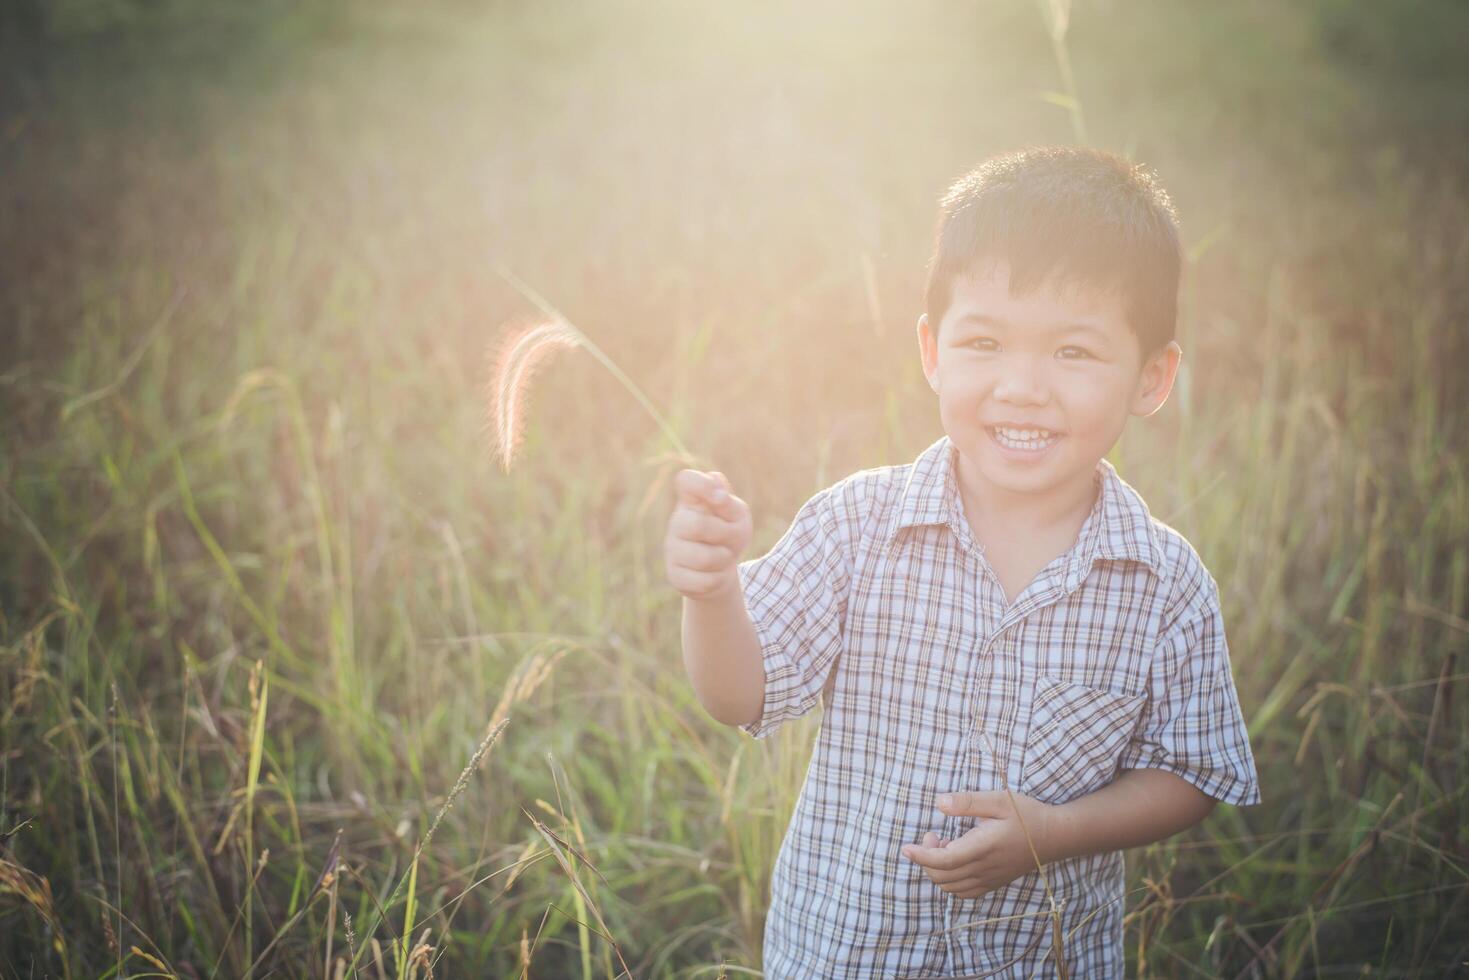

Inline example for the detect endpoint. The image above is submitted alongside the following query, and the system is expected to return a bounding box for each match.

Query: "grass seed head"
[486,320,581,472]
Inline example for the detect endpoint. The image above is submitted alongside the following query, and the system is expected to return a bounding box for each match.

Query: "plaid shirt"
[736,435,1260,979]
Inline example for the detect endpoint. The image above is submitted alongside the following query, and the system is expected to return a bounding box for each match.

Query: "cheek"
[938,364,988,396]
[1060,374,1132,426]
[937,382,985,420]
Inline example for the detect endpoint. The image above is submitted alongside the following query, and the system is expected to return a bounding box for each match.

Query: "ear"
[917,314,939,392]
[1131,340,1181,417]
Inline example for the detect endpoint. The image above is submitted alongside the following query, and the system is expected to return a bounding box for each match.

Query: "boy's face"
[917,260,1180,510]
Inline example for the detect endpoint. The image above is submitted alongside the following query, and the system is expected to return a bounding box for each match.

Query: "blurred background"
[2,0,1467,975]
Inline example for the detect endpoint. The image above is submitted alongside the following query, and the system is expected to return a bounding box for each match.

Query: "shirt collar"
[1074,455,1164,578]
[890,436,960,536]
[888,435,1163,578]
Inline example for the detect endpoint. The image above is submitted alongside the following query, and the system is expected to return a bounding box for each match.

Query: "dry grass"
[2,0,1468,975]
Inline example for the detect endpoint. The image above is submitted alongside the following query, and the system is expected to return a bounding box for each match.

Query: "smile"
[988,425,1063,452]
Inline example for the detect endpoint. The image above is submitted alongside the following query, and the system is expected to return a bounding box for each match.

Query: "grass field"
[2,0,1468,975]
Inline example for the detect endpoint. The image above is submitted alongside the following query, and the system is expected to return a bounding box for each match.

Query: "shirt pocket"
[1020,673,1146,805]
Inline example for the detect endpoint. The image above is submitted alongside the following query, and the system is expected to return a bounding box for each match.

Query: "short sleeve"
[735,486,851,740]
[1118,569,1261,805]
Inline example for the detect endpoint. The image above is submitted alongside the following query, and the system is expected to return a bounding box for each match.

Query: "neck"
[953,448,1101,537]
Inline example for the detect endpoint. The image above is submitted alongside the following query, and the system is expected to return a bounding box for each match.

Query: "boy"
[664,146,1260,978]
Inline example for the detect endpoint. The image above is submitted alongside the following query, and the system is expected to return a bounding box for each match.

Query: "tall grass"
[2,0,1467,975]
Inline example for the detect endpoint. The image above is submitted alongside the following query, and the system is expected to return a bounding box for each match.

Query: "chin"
[983,467,1063,494]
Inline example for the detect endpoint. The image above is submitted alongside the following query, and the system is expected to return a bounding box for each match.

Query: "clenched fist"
[664,469,753,601]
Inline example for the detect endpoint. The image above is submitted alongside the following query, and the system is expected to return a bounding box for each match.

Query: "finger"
[670,505,738,545]
[674,469,730,512]
[901,843,967,872]
[670,539,735,573]
[938,790,1012,820]
[668,568,732,598]
[921,831,940,849]
[705,472,746,522]
[943,878,988,898]
[925,863,981,885]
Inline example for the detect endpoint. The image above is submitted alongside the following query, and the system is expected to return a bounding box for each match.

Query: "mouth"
[987,424,1064,454]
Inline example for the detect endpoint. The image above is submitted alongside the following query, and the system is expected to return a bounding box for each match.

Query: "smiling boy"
[665,146,1260,978]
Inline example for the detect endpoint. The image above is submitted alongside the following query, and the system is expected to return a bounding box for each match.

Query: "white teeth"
[992,426,1060,450]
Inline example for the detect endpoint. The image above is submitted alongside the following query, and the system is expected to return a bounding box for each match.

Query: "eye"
[965,337,1000,353]
[1057,345,1094,360]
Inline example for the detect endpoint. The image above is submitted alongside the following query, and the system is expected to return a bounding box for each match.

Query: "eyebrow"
[950,313,1112,341]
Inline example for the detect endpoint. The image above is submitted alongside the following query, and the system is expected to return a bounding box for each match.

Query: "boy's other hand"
[899,790,1057,900]
[665,469,753,601]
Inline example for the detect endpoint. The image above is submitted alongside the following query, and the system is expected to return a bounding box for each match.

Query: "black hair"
[924,146,1183,355]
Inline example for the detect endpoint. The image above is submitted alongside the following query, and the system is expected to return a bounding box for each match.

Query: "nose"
[991,354,1051,406]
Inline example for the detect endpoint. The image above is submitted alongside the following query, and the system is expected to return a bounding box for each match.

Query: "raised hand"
[664,469,753,601]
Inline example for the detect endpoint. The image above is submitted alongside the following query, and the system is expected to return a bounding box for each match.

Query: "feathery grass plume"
[488,319,581,471]
[489,266,695,470]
